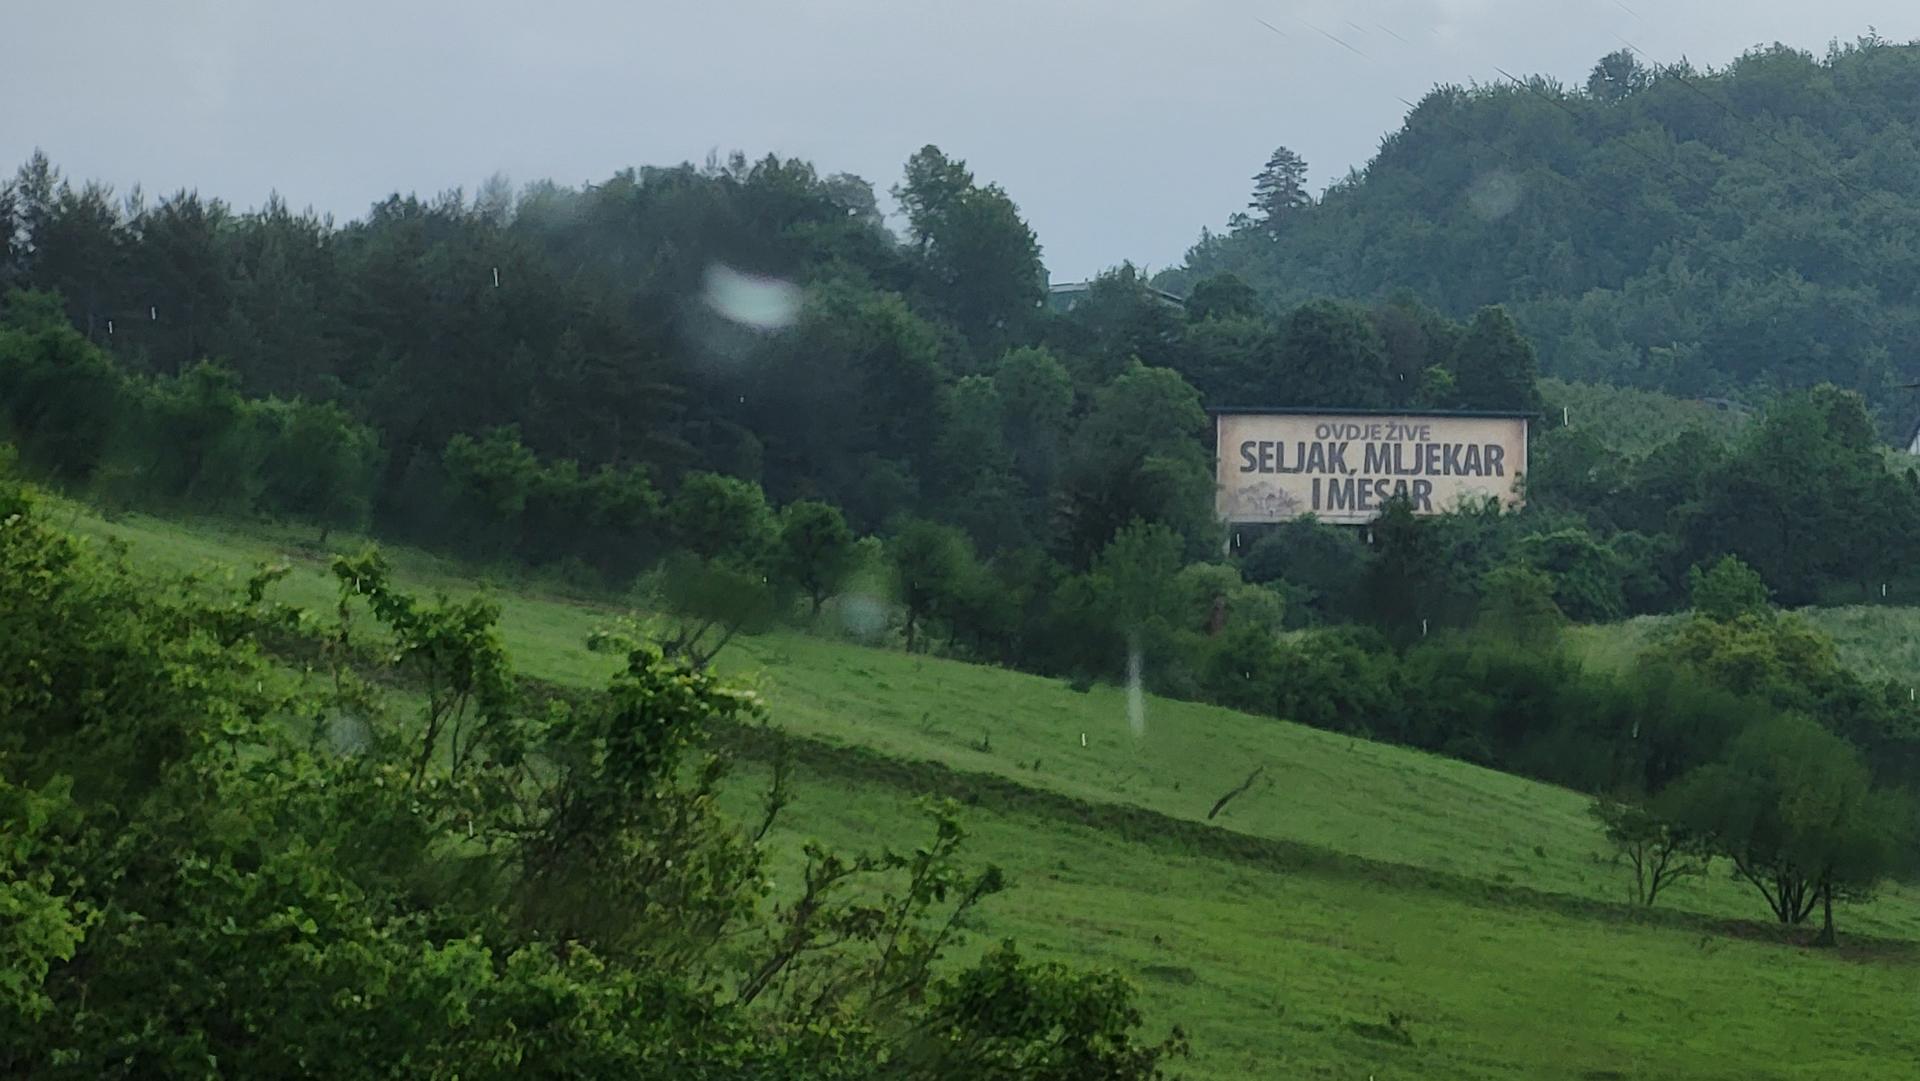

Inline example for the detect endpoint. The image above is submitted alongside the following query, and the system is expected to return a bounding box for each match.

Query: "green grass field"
[64,504,1920,1079]
[1540,378,1749,457]
[1567,604,1920,694]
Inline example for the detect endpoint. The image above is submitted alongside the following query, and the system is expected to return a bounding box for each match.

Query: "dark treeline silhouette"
[0,146,1541,572]
[7,138,1920,624]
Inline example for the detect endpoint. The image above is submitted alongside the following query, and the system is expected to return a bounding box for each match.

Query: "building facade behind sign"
[1215,410,1530,525]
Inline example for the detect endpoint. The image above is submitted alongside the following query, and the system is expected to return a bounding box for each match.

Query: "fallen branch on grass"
[1208,766,1265,820]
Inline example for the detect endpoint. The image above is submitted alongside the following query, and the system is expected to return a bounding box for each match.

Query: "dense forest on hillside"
[0,145,1544,566]
[1167,36,1920,429]
[8,126,1920,629]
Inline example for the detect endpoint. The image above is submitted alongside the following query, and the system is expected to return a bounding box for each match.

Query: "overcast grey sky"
[5,2,1914,280]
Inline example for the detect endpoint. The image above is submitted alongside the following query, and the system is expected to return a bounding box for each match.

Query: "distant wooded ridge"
[1165,36,1920,437]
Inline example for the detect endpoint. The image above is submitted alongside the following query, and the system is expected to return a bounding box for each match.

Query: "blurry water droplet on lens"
[1126,637,1146,739]
[326,711,371,756]
[1467,169,1522,221]
[838,593,888,640]
[703,263,802,331]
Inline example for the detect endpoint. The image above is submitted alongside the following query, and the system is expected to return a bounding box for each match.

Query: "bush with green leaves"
[887,516,979,653]
[0,472,1183,1078]
[1474,564,1566,640]
[0,292,385,530]
[0,303,130,484]
[1239,517,1366,625]
[1688,555,1770,621]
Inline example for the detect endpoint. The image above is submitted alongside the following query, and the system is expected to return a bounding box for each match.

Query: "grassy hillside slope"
[1569,605,1920,694]
[743,756,1920,1081]
[66,504,1920,1078]
[1542,378,1749,456]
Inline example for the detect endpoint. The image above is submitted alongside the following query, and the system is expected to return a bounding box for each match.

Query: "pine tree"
[1249,147,1310,233]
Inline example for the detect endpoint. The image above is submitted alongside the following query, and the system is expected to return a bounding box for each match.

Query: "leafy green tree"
[1654,602,1920,789]
[1617,426,1729,535]
[1178,314,1276,406]
[1609,529,1682,614]
[1047,264,1188,385]
[901,941,1189,1078]
[21,172,124,342]
[1449,306,1544,413]
[992,345,1072,533]
[941,544,1061,669]
[1476,564,1567,641]
[256,398,383,538]
[1362,495,1444,646]
[1515,527,1626,622]
[651,552,781,669]
[1597,662,1758,795]
[1172,48,1920,413]
[1240,518,1367,625]
[134,360,262,510]
[1590,797,1710,906]
[1174,561,1284,640]
[776,499,859,616]
[522,460,664,584]
[1395,636,1583,765]
[749,282,945,525]
[0,303,129,481]
[1059,362,1213,565]
[1202,626,1401,735]
[1587,48,1653,101]
[888,517,976,652]
[1275,300,1389,408]
[0,286,69,334]
[1185,272,1260,323]
[1662,609,1840,703]
[1664,713,1909,942]
[207,195,341,398]
[669,471,777,567]
[1370,294,1463,408]
[1090,519,1186,633]
[1688,555,1771,620]
[0,179,21,293]
[126,190,231,372]
[1525,426,1624,518]
[938,558,1023,663]
[930,375,1025,551]
[894,146,1043,349]
[441,425,541,556]
[0,478,231,804]
[1685,387,1904,603]
[333,548,518,781]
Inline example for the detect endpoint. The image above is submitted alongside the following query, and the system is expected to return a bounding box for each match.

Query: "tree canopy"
[1167,38,1920,429]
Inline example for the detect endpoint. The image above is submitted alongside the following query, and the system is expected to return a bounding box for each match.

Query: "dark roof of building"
[1207,406,1540,420]
[1047,281,1186,307]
